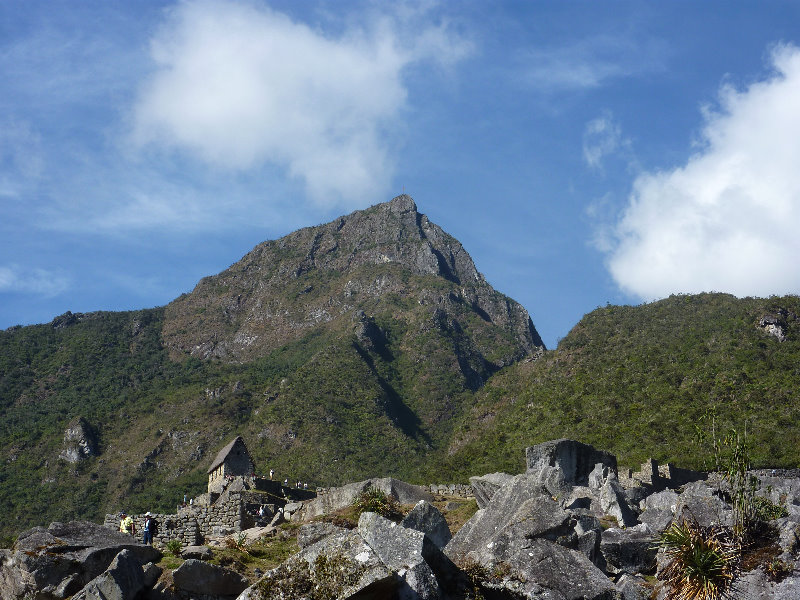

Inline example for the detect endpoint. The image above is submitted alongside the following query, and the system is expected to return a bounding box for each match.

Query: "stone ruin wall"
[104,491,249,546]
[426,483,473,498]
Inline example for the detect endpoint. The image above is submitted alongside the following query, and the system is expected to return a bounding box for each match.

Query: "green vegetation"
[2,291,800,543]
[255,549,367,600]
[444,293,800,476]
[165,538,183,557]
[352,486,402,521]
[657,521,739,600]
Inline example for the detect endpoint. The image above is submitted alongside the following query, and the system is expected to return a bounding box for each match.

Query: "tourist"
[142,512,154,545]
[269,469,274,479]
[119,511,135,536]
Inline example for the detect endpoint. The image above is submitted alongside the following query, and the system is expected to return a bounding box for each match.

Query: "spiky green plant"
[658,521,739,600]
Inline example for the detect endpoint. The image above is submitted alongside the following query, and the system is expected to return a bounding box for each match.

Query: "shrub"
[352,486,401,521]
[224,532,250,554]
[657,520,739,600]
[751,495,788,522]
[165,538,183,557]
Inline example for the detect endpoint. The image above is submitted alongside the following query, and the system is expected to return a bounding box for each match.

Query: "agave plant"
[658,520,739,600]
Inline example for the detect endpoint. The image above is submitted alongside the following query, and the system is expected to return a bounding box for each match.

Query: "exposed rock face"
[469,472,514,509]
[71,549,144,600]
[163,195,544,365]
[526,439,617,486]
[239,527,398,600]
[757,309,796,342]
[301,477,434,520]
[59,416,99,464]
[0,521,160,600]
[401,501,452,550]
[172,559,249,596]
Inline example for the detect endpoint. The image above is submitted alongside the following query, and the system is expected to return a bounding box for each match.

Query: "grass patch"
[434,498,478,535]
[157,555,183,571]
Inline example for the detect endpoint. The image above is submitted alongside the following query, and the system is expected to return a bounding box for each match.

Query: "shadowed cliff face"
[162,195,545,366]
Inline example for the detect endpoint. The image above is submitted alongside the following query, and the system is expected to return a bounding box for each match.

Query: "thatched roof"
[207,436,250,474]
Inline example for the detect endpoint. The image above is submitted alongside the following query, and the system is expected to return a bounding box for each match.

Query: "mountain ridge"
[3,198,800,545]
[163,195,543,364]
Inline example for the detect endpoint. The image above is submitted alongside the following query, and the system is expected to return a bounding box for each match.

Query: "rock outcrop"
[0,521,160,600]
[58,416,99,464]
[301,477,434,520]
[163,195,545,364]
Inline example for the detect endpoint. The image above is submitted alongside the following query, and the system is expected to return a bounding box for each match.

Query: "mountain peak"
[163,197,544,362]
[387,193,417,212]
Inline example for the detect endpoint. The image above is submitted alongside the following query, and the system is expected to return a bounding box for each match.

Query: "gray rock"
[71,549,144,600]
[180,545,213,560]
[172,559,249,596]
[589,463,612,491]
[283,501,304,515]
[600,525,657,575]
[535,465,572,499]
[241,529,397,600]
[469,472,514,509]
[302,477,433,519]
[638,508,673,534]
[470,537,618,600]
[0,521,160,600]
[402,500,452,549]
[735,563,800,600]
[642,490,679,512]
[359,512,443,599]
[141,562,162,588]
[776,517,800,555]
[598,475,637,528]
[675,482,732,527]
[446,472,574,560]
[58,417,99,464]
[525,439,617,486]
[573,514,604,567]
[268,508,285,528]
[297,522,348,549]
[615,574,650,600]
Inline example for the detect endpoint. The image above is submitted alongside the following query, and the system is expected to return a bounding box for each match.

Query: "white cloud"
[131,0,470,207]
[522,34,666,93]
[0,264,69,297]
[607,43,800,299]
[583,113,627,170]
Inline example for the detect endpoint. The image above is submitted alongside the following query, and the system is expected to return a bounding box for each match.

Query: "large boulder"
[469,473,514,509]
[600,525,657,575]
[239,528,397,600]
[526,439,617,486]
[301,478,433,520]
[674,482,733,527]
[638,490,678,534]
[470,537,618,600]
[172,559,249,596]
[401,501,452,550]
[297,522,349,549]
[358,512,444,599]
[446,472,574,560]
[597,475,637,528]
[734,562,800,600]
[71,549,145,600]
[0,521,160,600]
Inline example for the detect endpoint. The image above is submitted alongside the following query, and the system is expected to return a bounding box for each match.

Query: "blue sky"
[2,1,800,349]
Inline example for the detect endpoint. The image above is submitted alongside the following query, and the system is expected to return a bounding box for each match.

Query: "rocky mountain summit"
[163,195,543,365]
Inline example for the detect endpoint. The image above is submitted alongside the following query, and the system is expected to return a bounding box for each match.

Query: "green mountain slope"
[3,196,800,545]
[0,196,544,542]
[443,293,800,478]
